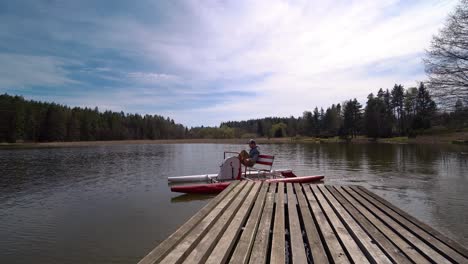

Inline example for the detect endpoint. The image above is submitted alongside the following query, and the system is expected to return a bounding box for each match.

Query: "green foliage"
[364,89,394,138]
[0,94,187,143]
[322,104,341,136]
[302,111,314,136]
[0,80,461,143]
[342,99,363,138]
[391,84,405,135]
[187,125,235,139]
[221,84,449,140]
[270,122,287,137]
[0,95,17,142]
[413,83,437,129]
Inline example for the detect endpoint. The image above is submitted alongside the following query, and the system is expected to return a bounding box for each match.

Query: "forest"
[219,83,467,139]
[1,83,467,143]
[0,94,186,142]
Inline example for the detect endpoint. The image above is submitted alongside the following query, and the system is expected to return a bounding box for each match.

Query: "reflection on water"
[0,143,467,263]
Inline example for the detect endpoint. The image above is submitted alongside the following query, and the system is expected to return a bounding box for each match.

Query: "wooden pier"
[139,181,468,263]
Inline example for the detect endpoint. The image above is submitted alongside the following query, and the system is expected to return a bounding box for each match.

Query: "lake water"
[1,143,467,263]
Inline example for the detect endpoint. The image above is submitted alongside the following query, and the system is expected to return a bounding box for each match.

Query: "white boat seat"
[245,154,275,177]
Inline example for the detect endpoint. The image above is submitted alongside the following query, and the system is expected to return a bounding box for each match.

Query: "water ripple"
[0,143,467,263]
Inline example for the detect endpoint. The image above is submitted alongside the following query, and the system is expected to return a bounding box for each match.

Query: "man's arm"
[250,149,259,162]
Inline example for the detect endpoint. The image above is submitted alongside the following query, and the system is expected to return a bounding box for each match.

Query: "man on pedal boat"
[239,139,259,167]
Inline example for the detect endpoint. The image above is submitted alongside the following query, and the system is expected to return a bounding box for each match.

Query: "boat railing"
[223,151,239,159]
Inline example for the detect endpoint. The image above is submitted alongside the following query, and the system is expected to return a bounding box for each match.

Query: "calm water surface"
[1,143,467,263]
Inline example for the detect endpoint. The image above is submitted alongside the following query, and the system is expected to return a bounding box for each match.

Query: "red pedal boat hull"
[170,175,324,194]
[171,182,232,194]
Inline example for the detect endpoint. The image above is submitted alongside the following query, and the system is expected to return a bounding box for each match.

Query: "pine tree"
[391,84,405,135]
[413,83,437,129]
[343,99,363,138]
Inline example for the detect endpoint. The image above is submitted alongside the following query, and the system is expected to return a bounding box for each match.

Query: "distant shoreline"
[1,138,288,148]
[1,131,467,149]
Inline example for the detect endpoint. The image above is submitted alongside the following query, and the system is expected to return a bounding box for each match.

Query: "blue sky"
[0,0,458,126]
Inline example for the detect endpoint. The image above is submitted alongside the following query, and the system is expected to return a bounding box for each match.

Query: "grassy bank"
[1,130,467,148]
[0,138,294,148]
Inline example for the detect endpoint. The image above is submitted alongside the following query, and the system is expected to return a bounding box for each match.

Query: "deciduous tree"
[424,0,468,107]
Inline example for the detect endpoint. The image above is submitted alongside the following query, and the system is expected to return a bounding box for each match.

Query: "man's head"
[248,139,256,148]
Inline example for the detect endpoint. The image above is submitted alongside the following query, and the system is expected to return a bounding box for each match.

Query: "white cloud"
[127,72,181,84]
[0,0,459,126]
[130,0,452,78]
[0,53,75,88]
[160,64,426,126]
[149,0,456,126]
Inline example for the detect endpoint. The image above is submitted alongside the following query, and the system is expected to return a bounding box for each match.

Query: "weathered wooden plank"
[143,182,468,264]
[343,186,451,264]
[229,182,269,264]
[249,189,275,264]
[318,185,392,263]
[304,185,350,263]
[326,186,411,264]
[311,185,370,264]
[286,183,307,263]
[294,183,328,264]
[185,181,255,263]
[335,186,430,264]
[160,181,248,264]
[138,181,240,264]
[270,182,286,264]
[358,186,468,259]
[352,186,468,263]
[205,182,262,264]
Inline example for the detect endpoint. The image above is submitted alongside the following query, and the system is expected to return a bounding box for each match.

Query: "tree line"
[0,94,186,143]
[221,83,467,139]
[1,82,467,143]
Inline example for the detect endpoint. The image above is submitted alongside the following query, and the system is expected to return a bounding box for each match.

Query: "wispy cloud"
[0,0,458,126]
[0,53,76,88]
[127,72,181,85]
